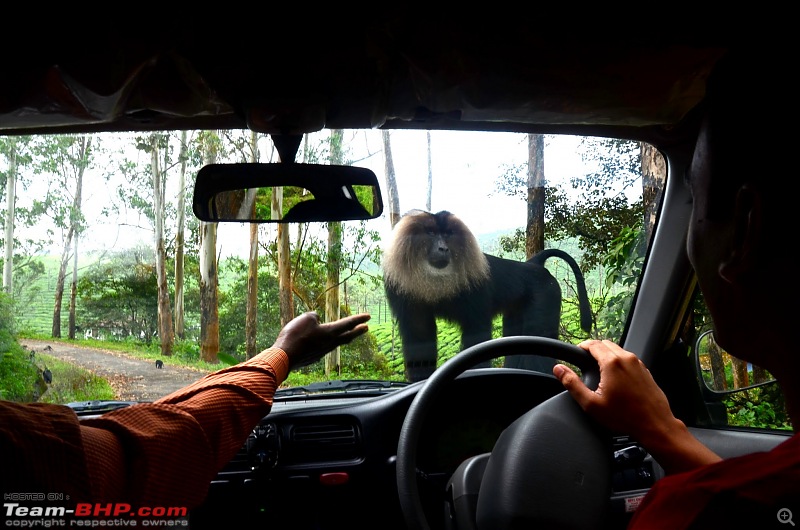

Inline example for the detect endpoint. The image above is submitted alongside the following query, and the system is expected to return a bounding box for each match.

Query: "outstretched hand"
[552,339,676,444]
[274,312,371,370]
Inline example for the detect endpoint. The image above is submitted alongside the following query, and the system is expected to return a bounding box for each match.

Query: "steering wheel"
[396,336,611,530]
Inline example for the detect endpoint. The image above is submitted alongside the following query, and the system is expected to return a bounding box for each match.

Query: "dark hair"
[701,46,795,229]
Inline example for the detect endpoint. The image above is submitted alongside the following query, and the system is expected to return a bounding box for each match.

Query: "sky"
[10,130,596,259]
[213,131,593,258]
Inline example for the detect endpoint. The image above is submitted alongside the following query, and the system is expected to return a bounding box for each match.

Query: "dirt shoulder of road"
[20,338,212,402]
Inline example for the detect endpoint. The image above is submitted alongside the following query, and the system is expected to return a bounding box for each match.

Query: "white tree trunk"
[3,142,17,294]
[174,131,187,339]
[152,133,175,355]
[199,132,220,362]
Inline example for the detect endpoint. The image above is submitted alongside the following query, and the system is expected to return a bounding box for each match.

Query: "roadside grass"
[36,353,116,404]
[0,347,42,401]
[0,346,115,404]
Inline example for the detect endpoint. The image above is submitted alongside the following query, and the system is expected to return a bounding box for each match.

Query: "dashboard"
[72,368,656,529]
[188,368,570,529]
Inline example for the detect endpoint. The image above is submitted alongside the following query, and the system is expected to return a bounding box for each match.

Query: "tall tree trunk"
[68,235,78,339]
[526,134,546,259]
[278,222,292,327]
[52,136,90,337]
[52,238,71,337]
[200,220,219,362]
[325,221,343,375]
[174,131,187,339]
[152,133,175,356]
[426,131,433,211]
[67,136,87,340]
[708,333,727,391]
[199,132,220,363]
[325,130,344,375]
[273,135,293,329]
[246,131,260,358]
[3,140,17,294]
[382,130,401,228]
[731,357,750,389]
[641,142,666,242]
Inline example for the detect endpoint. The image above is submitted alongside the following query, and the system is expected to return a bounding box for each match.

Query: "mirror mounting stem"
[272,134,303,163]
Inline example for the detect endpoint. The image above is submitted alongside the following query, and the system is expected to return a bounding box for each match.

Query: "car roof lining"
[0,14,728,149]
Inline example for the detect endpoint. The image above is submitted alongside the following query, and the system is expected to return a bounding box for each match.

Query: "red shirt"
[629,432,800,529]
[0,347,289,508]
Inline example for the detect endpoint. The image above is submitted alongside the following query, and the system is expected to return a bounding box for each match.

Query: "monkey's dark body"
[387,250,591,382]
[383,210,592,382]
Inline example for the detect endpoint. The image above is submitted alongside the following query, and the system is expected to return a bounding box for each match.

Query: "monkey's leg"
[503,279,561,373]
[398,313,439,382]
[459,316,494,370]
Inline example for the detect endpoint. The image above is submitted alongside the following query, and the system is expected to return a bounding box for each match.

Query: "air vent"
[286,419,360,463]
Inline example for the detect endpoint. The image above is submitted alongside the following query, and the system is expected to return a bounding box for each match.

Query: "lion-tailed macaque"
[383,210,592,382]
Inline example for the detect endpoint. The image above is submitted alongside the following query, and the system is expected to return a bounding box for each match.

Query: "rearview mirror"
[695,329,776,393]
[193,163,383,223]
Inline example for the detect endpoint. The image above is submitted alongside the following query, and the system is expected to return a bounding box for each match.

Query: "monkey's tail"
[529,249,593,333]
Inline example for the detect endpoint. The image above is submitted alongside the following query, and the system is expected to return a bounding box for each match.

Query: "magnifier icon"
[778,508,795,526]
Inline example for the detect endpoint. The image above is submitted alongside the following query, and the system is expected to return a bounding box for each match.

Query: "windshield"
[1,129,662,404]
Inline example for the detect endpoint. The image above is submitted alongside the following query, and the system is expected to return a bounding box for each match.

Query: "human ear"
[719,184,762,282]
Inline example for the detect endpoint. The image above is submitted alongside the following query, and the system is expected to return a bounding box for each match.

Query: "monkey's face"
[425,229,452,270]
[407,211,456,273]
[383,210,489,301]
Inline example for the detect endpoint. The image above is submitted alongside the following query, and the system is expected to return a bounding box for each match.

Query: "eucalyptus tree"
[2,137,21,295]
[174,131,189,340]
[325,129,345,375]
[197,131,220,362]
[149,132,176,356]
[113,132,191,355]
[275,137,292,331]
[526,134,546,259]
[382,130,401,228]
[25,134,93,338]
[0,135,46,301]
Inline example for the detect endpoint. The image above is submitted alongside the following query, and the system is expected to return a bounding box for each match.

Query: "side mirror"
[695,329,776,393]
[193,163,383,223]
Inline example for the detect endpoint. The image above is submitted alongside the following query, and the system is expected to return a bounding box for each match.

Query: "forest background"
[0,128,653,399]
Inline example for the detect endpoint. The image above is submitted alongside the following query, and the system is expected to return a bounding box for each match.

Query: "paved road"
[20,339,211,402]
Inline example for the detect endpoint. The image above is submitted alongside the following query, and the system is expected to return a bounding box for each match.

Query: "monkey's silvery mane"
[382,210,490,304]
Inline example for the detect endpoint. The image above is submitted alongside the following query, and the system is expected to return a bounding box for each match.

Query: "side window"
[690,292,792,431]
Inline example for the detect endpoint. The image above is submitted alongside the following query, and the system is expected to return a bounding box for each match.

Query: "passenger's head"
[686,45,796,363]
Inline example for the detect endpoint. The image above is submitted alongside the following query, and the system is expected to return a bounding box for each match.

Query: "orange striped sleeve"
[79,347,290,507]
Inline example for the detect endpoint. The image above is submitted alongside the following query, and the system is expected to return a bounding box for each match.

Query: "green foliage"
[262,221,382,314]
[77,247,160,341]
[364,318,505,379]
[36,353,116,404]
[0,291,16,343]
[217,352,239,367]
[7,256,46,308]
[217,257,281,359]
[724,384,792,430]
[29,134,94,235]
[595,223,645,339]
[338,330,393,378]
[492,137,643,272]
[0,293,35,401]
[0,349,41,401]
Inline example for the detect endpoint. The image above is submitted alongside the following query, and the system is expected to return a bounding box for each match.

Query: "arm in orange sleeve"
[79,347,289,507]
